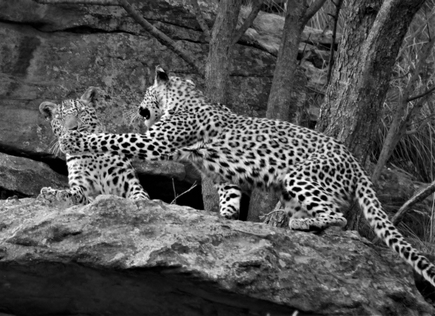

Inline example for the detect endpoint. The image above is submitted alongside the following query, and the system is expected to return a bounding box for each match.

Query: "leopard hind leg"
[281,175,347,232]
[124,172,150,201]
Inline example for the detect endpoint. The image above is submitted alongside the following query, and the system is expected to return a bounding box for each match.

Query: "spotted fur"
[39,87,149,204]
[59,67,435,287]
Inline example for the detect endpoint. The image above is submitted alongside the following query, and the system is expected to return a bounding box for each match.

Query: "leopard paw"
[38,187,72,204]
[261,210,289,228]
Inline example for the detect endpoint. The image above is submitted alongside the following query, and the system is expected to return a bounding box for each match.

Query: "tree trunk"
[317,0,382,232]
[316,0,426,232]
[248,0,322,222]
[316,0,382,162]
[317,0,426,166]
[201,0,242,213]
[265,0,308,123]
[205,0,242,104]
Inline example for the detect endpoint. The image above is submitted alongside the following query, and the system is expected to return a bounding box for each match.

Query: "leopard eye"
[139,107,150,119]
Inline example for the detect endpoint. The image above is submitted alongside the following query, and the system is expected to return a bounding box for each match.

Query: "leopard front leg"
[59,131,165,161]
[215,183,242,219]
[68,185,90,204]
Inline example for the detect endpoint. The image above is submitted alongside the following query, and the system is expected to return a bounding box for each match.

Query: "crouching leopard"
[38,87,149,204]
[59,66,435,287]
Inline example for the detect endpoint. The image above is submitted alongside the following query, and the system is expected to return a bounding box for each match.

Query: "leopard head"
[138,65,204,130]
[39,87,105,141]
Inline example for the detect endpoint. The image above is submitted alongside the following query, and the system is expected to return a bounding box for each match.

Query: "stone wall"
[0,0,276,201]
[0,0,275,154]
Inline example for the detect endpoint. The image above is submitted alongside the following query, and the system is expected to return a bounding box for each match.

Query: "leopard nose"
[139,107,150,119]
[64,116,78,131]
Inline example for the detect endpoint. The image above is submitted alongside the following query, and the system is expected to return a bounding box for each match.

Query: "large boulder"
[0,196,433,316]
[0,152,67,199]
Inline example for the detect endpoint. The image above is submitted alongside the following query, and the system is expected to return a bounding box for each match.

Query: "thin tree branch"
[170,181,198,204]
[189,0,211,41]
[232,0,262,46]
[303,0,328,25]
[117,0,202,74]
[391,180,435,225]
[34,0,118,5]
[407,85,435,102]
[373,179,435,245]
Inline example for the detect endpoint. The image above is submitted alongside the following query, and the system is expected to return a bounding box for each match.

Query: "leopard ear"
[155,65,169,85]
[80,87,100,106]
[39,101,57,120]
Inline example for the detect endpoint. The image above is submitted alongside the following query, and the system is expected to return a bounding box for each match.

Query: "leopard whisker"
[49,139,62,157]
[124,109,142,125]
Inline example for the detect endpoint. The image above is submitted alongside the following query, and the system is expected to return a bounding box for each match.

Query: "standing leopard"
[39,87,149,204]
[59,66,435,287]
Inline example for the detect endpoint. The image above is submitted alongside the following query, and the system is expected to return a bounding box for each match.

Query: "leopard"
[59,66,435,287]
[38,87,149,205]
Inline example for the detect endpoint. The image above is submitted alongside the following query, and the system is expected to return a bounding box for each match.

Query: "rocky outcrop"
[0,152,67,199]
[0,0,333,201]
[1,1,434,313]
[0,0,275,156]
[0,0,278,200]
[0,196,433,316]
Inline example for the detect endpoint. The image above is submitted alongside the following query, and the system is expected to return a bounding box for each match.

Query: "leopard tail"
[356,174,435,288]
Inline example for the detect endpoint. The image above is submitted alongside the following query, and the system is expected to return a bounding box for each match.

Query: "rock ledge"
[0,196,433,316]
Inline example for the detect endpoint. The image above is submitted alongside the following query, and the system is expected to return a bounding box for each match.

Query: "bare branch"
[117,0,202,74]
[170,181,198,204]
[34,0,118,5]
[407,85,435,102]
[189,0,211,41]
[372,179,435,245]
[391,181,435,225]
[303,0,328,25]
[232,0,262,46]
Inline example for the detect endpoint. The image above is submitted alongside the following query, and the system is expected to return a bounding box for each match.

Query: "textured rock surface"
[0,196,433,316]
[0,0,334,201]
[0,0,275,156]
[0,152,67,198]
[0,0,277,200]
